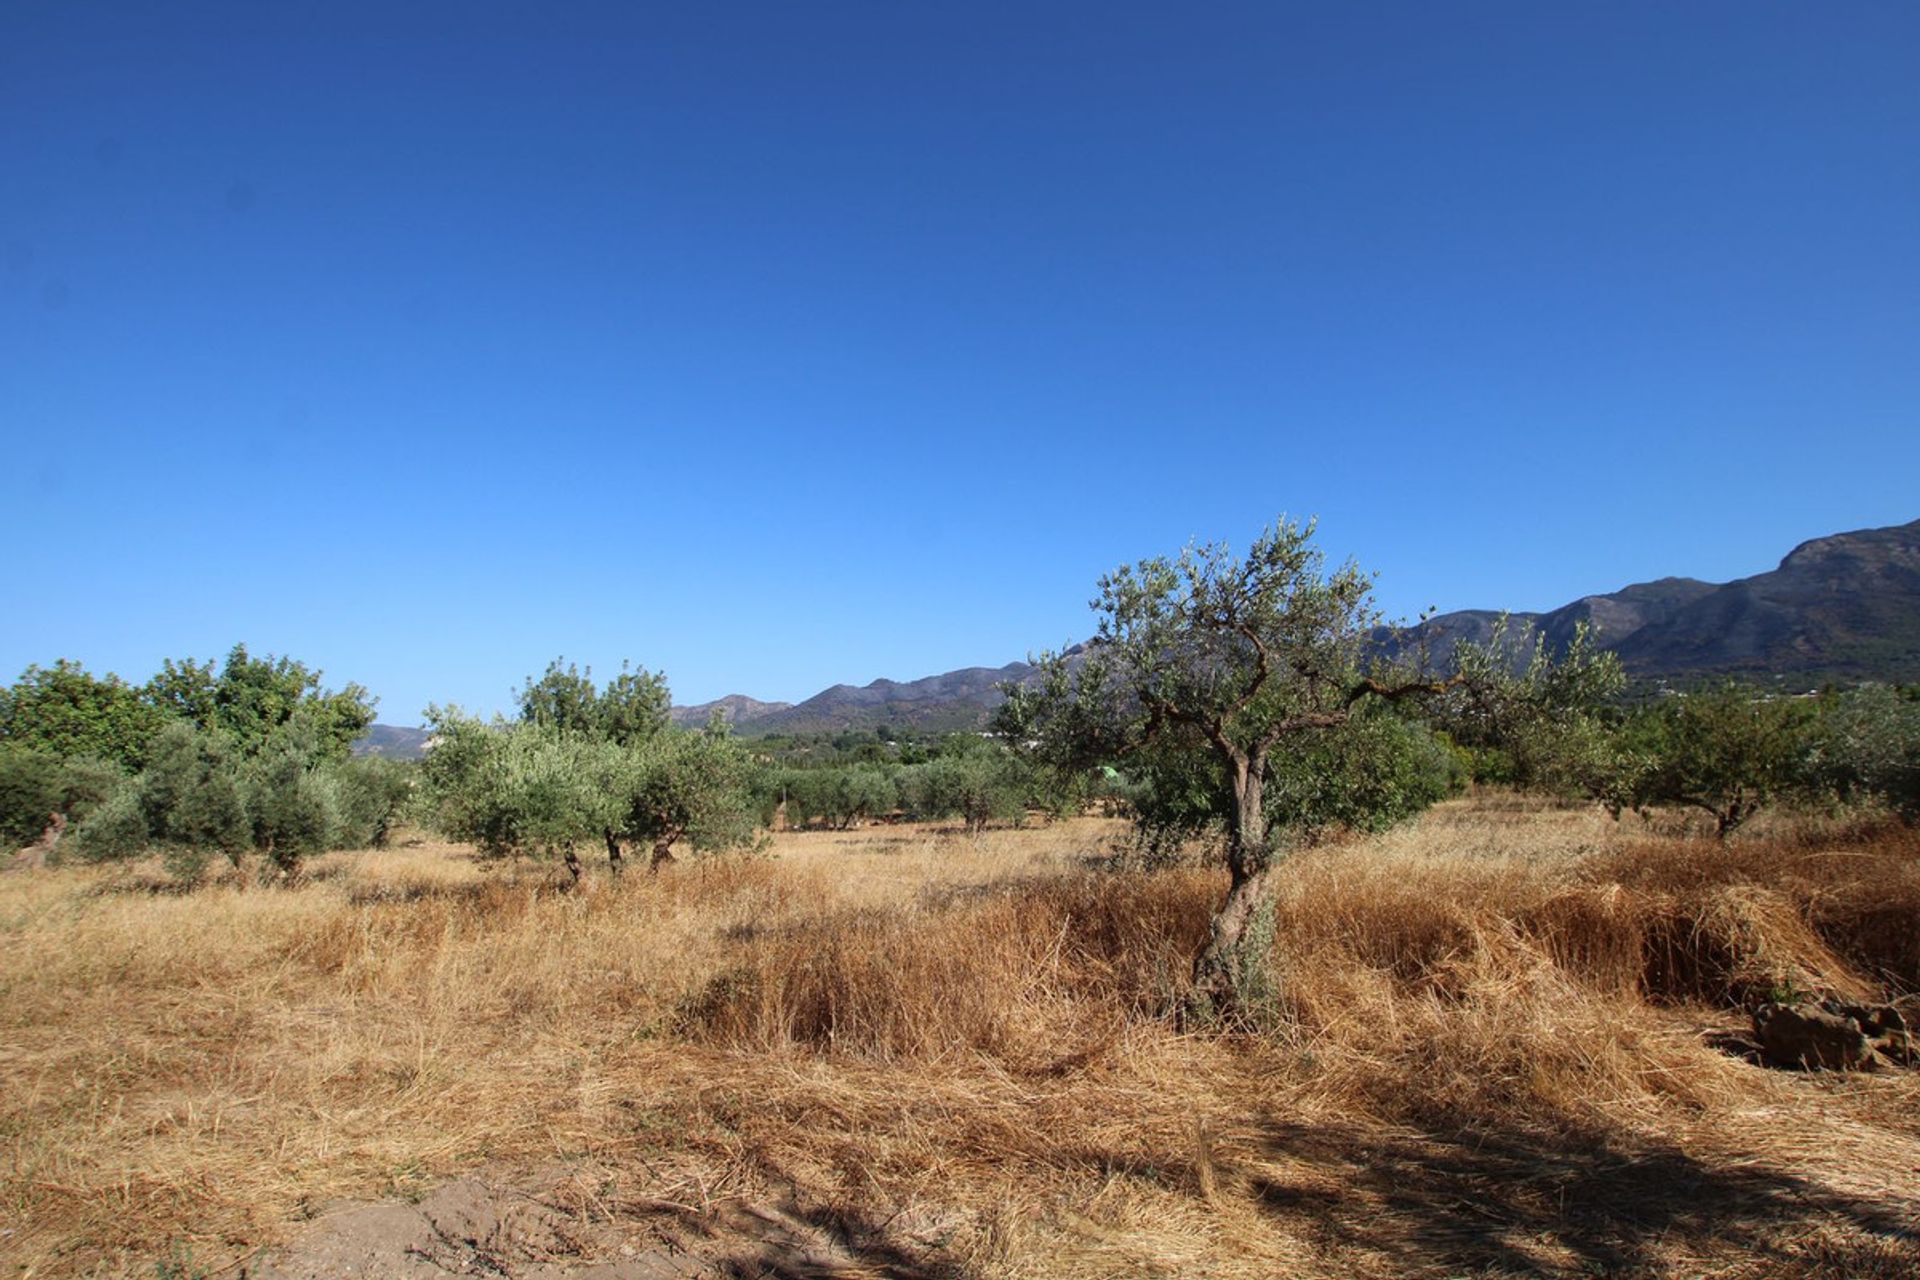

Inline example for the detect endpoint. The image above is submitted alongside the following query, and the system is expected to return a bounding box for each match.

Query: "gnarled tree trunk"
[604,829,624,877]
[1191,752,1280,1023]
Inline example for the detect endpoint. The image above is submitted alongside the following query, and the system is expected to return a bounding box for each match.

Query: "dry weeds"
[3,801,1918,1277]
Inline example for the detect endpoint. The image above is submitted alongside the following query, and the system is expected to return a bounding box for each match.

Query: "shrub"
[329,756,414,847]
[0,748,128,849]
[71,783,149,863]
[141,723,251,863]
[1626,684,1819,837]
[1811,684,1920,822]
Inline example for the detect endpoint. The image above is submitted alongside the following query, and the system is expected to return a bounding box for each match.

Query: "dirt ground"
[244,1167,952,1279]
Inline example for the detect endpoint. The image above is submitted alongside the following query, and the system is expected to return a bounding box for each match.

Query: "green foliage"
[517,657,670,745]
[614,726,760,863]
[1122,709,1461,856]
[1264,709,1461,839]
[516,659,602,737]
[900,735,1030,832]
[243,732,339,872]
[0,745,64,847]
[140,722,252,862]
[1426,616,1632,799]
[331,756,415,847]
[149,645,376,762]
[4,647,384,880]
[771,763,901,830]
[421,695,759,873]
[71,783,149,863]
[998,516,1480,1019]
[4,750,137,859]
[144,657,220,728]
[999,517,1451,858]
[1808,683,1920,822]
[1626,684,1817,837]
[418,709,559,856]
[0,660,165,770]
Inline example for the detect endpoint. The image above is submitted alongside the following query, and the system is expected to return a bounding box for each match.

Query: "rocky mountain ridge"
[356,518,1919,754]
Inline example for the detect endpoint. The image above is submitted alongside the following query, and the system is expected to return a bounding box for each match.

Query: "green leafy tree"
[1,660,165,770]
[595,664,673,746]
[330,756,416,848]
[71,783,149,864]
[148,645,376,761]
[516,659,603,737]
[242,712,354,872]
[1811,684,1920,822]
[144,657,220,728]
[1426,616,1633,801]
[611,722,760,870]
[416,710,622,880]
[901,738,1027,832]
[997,518,1457,1022]
[516,657,672,866]
[0,746,66,847]
[1628,684,1817,837]
[782,763,901,830]
[136,722,252,878]
[417,708,522,855]
[421,700,755,879]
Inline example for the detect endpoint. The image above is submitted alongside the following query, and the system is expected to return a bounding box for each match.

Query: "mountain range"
[356,517,1920,755]
[1387,517,1920,683]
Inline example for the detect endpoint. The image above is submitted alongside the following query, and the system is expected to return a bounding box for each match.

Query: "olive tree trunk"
[1191,752,1281,1023]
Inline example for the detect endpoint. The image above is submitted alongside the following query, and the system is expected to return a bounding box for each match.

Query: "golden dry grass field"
[4,799,1920,1278]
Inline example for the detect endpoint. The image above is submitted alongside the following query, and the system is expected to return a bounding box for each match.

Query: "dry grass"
[4,802,1919,1277]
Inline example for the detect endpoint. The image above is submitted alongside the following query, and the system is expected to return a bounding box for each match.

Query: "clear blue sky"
[5,3,1916,722]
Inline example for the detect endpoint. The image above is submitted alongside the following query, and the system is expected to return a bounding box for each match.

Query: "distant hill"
[350,723,432,760]
[1612,519,1920,682]
[678,664,1033,737]
[1385,518,1920,685]
[668,694,795,730]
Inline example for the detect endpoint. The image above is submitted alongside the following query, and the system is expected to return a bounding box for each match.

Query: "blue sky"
[4,3,1916,721]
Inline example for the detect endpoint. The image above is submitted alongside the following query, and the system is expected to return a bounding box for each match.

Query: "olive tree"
[422,701,758,880]
[1811,684,1920,822]
[1627,683,1817,838]
[515,657,673,869]
[611,723,760,870]
[1425,615,1632,801]
[998,518,1454,1022]
[417,710,622,880]
[901,739,1028,832]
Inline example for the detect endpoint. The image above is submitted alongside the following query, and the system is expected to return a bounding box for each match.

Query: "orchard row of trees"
[758,734,1121,833]
[0,646,406,878]
[1415,616,1919,835]
[412,663,1105,878]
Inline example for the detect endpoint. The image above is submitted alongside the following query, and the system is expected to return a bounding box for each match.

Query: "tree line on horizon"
[0,645,403,879]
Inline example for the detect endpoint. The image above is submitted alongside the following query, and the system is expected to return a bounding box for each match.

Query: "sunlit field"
[5,799,1919,1278]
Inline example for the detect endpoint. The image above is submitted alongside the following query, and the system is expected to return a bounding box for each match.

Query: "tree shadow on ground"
[692,1194,969,1280]
[1242,1117,1919,1278]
